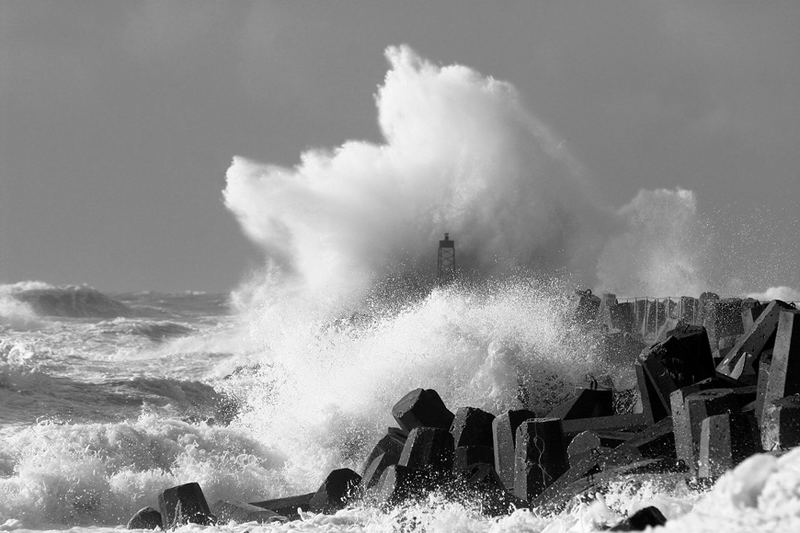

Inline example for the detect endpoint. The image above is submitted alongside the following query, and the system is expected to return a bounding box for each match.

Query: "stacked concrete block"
[636,324,715,423]
[618,416,675,459]
[361,428,407,474]
[362,452,395,490]
[636,362,669,423]
[704,298,744,354]
[596,293,618,330]
[760,310,800,419]
[742,298,767,332]
[450,407,495,447]
[398,427,454,474]
[762,394,800,451]
[698,292,720,329]
[309,468,362,513]
[609,302,636,333]
[158,482,215,528]
[754,351,773,421]
[566,431,601,464]
[492,409,536,490]
[547,388,614,420]
[452,446,495,475]
[392,388,455,431]
[513,418,568,500]
[717,300,795,383]
[601,332,646,365]
[640,299,669,339]
[136,305,800,526]
[374,465,420,505]
[672,389,739,472]
[698,412,758,479]
[679,296,700,325]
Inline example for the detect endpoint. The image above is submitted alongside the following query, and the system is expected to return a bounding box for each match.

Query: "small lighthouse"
[437,233,456,284]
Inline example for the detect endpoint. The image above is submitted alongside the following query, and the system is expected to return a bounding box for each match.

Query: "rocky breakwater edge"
[127,293,800,531]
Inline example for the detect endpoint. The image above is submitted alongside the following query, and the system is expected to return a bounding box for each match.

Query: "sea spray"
[596,188,709,297]
[0,414,283,527]
[223,45,609,307]
[226,276,626,494]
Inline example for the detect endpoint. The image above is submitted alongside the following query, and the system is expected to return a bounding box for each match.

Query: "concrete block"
[679,296,700,325]
[158,482,214,528]
[698,292,720,327]
[567,431,601,464]
[533,449,602,506]
[670,384,706,464]
[636,362,668,423]
[641,299,669,338]
[374,465,420,505]
[705,298,744,351]
[250,493,314,520]
[597,445,644,470]
[618,416,675,459]
[392,389,454,432]
[362,452,394,490]
[561,413,647,436]
[361,428,407,474]
[492,409,536,490]
[602,332,646,365]
[211,500,285,524]
[638,325,716,422]
[596,293,618,329]
[547,388,614,420]
[126,507,162,530]
[755,350,773,422]
[609,506,667,531]
[309,468,362,513]
[595,430,637,448]
[717,300,795,383]
[698,412,758,479]
[673,389,738,472]
[650,323,716,387]
[453,462,503,490]
[742,299,767,332]
[513,418,568,501]
[761,309,800,421]
[633,299,648,333]
[452,445,494,474]
[609,302,636,333]
[761,394,800,451]
[534,446,641,508]
[399,427,454,473]
[450,407,495,447]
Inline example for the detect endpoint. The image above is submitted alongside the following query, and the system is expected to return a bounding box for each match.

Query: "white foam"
[224,45,609,309]
[227,277,617,493]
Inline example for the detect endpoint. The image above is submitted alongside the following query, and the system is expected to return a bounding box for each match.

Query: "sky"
[1,1,798,293]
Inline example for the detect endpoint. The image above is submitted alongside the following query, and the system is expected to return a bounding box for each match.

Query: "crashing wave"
[94,318,195,342]
[1,282,131,318]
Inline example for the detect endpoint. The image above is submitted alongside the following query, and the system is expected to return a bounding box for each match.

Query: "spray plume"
[224,45,608,310]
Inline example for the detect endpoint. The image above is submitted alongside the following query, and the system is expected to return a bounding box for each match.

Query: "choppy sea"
[1,280,798,532]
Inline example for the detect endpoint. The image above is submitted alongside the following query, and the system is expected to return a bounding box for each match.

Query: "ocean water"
[1,280,799,532]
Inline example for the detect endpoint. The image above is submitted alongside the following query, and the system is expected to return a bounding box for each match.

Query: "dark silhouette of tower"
[437,233,456,284]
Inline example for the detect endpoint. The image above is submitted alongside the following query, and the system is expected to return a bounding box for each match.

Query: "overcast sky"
[1,1,798,292]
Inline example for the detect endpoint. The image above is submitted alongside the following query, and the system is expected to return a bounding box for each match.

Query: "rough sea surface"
[1,280,799,532]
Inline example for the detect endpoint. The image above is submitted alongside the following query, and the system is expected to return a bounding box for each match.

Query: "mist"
[223,45,793,306]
